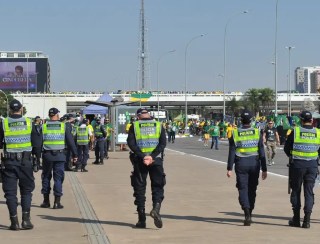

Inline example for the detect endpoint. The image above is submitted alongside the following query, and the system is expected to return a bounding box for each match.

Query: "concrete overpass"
[11,92,320,118]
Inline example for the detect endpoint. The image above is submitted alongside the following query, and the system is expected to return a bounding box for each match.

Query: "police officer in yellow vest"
[40,108,78,209]
[284,110,320,228]
[74,119,92,172]
[227,109,267,226]
[93,118,106,165]
[0,99,35,230]
[127,108,166,228]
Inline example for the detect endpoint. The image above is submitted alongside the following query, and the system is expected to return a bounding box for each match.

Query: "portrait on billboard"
[0,62,37,91]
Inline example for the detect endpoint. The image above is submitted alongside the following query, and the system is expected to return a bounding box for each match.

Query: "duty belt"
[43,149,65,153]
[4,151,32,161]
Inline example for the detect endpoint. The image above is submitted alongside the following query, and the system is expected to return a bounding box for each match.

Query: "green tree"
[259,88,275,115]
[243,88,260,114]
[226,97,242,117]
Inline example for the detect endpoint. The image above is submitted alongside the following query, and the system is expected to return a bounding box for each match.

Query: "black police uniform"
[40,109,78,209]
[31,117,43,169]
[93,120,106,164]
[284,111,319,228]
[227,111,267,226]
[127,111,167,228]
[0,100,36,230]
[64,115,75,171]
[75,120,90,172]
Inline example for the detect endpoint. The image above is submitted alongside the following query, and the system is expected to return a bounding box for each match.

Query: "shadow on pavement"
[160,212,289,227]
[38,215,135,228]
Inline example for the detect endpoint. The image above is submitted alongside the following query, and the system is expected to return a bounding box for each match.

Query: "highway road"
[166,136,290,177]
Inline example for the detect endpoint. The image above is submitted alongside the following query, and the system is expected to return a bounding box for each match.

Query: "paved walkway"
[1,149,320,244]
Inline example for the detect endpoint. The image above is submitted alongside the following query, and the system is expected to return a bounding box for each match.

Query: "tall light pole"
[157,49,175,120]
[286,46,295,117]
[185,34,205,132]
[26,52,29,93]
[274,0,279,115]
[223,10,248,120]
[0,89,9,117]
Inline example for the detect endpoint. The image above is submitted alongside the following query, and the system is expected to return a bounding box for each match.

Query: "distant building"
[295,66,320,93]
[311,70,320,93]
[0,51,50,93]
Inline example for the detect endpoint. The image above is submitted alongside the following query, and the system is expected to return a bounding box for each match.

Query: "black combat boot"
[243,208,252,226]
[289,209,301,227]
[92,158,99,164]
[9,216,20,231]
[40,194,50,208]
[150,203,163,228]
[302,212,311,228]
[21,212,34,230]
[99,158,104,165]
[81,166,88,172]
[73,166,80,172]
[53,196,64,209]
[135,207,146,228]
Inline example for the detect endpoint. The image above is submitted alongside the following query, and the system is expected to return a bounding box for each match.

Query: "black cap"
[35,116,40,120]
[300,110,312,121]
[48,107,60,117]
[136,107,149,115]
[66,113,74,120]
[9,99,22,111]
[240,109,253,123]
[82,118,88,124]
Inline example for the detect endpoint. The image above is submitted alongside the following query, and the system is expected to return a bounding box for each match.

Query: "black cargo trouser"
[290,166,317,213]
[2,155,35,216]
[130,156,166,208]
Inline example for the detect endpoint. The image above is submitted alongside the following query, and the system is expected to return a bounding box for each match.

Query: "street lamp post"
[286,46,295,117]
[0,89,9,117]
[185,34,205,133]
[26,53,29,93]
[157,49,176,120]
[274,0,280,115]
[223,10,248,120]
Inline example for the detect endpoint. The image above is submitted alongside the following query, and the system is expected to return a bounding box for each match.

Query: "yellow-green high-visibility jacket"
[3,117,32,153]
[233,128,259,157]
[72,125,78,137]
[94,125,103,138]
[134,120,161,154]
[292,126,320,161]
[76,126,89,145]
[43,121,65,150]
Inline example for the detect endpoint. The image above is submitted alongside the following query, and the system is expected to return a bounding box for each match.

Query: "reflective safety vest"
[94,125,103,138]
[233,128,259,157]
[43,121,65,150]
[292,127,320,160]
[71,125,78,137]
[134,120,161,154]
[3,117,32,153]
[76,126,89,145]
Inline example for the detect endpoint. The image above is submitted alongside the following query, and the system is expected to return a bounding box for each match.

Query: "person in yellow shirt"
[226,123,234,139]
[286,122,296,138]
[86,119,94,150]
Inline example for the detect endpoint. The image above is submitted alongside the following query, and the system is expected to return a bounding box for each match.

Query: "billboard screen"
[0,62,37,91]
[0,57,49,92]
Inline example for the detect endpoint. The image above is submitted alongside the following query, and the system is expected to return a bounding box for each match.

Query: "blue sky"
[0,0,318,93]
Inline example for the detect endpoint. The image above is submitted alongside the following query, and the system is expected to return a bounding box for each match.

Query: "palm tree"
[226,97,242,117]
[243,88,260,114]
[259,88,275,115]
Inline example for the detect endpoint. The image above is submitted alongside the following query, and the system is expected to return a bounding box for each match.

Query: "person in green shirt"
[209,121,220,150]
